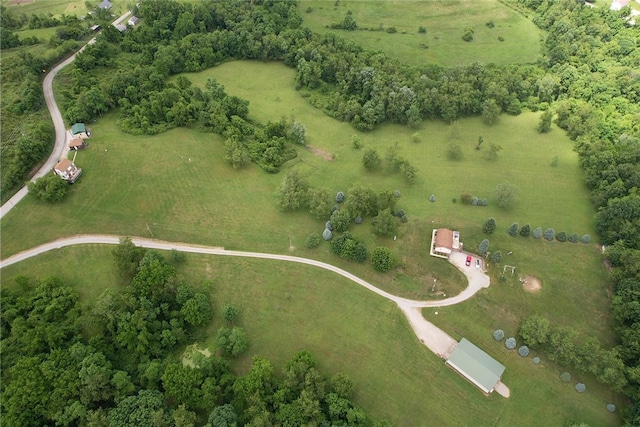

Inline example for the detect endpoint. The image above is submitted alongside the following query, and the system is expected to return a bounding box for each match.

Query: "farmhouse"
[446,338,505,394]
[69,138,86,151]
[430,228,461,258]
[54,159,82,183]
[71,123,90,139]
[128,16,140,26]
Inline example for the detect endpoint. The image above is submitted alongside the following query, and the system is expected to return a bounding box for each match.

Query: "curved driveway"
[0,234,489,309]
[0,11,132,219]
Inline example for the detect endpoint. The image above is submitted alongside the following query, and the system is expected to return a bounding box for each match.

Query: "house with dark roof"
[54,159,82,183]
[71,123,90,139]
[446,338,506,394]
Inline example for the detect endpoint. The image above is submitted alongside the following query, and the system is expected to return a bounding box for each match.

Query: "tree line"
[0,238,387,426]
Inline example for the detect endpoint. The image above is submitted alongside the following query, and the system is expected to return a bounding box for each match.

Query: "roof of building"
[114,23,127,32]
[99,0,112,9]
[611,0,630,9]
[69,138,85,147]
[128,16,139,24]
[447,338,505,393]
[435,228,453,250]
[55,159,74,172]
[71,123,87,134]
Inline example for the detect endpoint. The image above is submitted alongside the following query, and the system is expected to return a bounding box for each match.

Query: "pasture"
[0,56,618,425]
[0,248,622,426]
[298,0,542,67]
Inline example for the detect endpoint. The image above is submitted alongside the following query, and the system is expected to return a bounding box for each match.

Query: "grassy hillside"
[0,249,623,426]
[298,0,543,67]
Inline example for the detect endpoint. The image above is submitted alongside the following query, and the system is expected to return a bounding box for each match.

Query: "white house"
[54,159,82,183]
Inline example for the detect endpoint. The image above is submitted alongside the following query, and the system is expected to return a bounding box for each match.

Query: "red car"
[466,255,472,266]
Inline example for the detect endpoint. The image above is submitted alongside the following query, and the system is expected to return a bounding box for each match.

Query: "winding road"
[0,10,132,220]
[0,7,509,397]
[0,234,498,373]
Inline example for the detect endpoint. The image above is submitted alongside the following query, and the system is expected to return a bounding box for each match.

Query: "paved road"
[0,234,491,310]
[0,10,132,220]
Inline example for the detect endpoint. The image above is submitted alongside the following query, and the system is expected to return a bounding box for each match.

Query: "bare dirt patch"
[522,275,542,293]
[306,146,334,161]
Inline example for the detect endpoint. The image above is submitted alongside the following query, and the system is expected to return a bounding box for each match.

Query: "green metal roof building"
[71,123,87,135]
[446,338,505,394]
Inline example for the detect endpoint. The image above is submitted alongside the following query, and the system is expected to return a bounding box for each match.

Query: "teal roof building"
[446,338,505,394]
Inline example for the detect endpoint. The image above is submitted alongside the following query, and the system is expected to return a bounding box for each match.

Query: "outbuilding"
[446,338,505,394]
[128,16,139,26]
[71,123,90,139]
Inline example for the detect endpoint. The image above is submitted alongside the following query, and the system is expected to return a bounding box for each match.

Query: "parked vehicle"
[466,255,472,266]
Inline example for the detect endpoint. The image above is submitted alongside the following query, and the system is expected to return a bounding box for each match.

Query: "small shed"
[113,23,127,32]
[90,24,101,32]
[69,138,86,151]
[71,123,90,139]
[446,338,505,394]
[128,16,140,26]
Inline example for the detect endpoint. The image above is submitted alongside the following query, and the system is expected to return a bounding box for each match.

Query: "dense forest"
[1,0,639,423]
[0,239,387,426]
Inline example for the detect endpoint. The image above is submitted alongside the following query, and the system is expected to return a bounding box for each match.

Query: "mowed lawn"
[299,0,542,67]
[0,249,622,426]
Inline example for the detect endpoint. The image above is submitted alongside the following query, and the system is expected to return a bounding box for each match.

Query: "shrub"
[532,227,543,239]
[325,221,333,231]
[544,228,555,241]
[452,198,457,203]
[575,383,586,393]
[498,35,504,41]
[479,239,490,255]
[331,205,339,213]
[568,233,579,243]
[518,346,530,357]
[429,194,435,202]
[471,197,479,206]
[170,249,186,264]
[336,191,345,203]
[560,372,571,382]
[386,26,397,33]
[354,216,362,224]
[371,247,397,272]
[520,224,531,237]
[395,209,405,218]
[418,26,426,33]
[581,234,591,244]
[480,198,488,206]
[447,140,463,160]
[322,228,332,241]
[490,251,502,263]
[505,337,517,350]
[607,404,616,413]
[508,222,519,236]
[556,231,567,242]
[331,209,352,233]
[460,192,473,204]
[462,29,473,42]
[400,215,408,223]
[351,135,362,149]
[533,356,541,364]
[493,329,505,341]
[483,217,497,234]
[222,304,239,323]
[394,190,401,198]
[305,233,321,248]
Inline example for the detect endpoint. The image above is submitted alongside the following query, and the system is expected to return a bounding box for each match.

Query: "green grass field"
[0,249,623,426]
[298,0,542,67]
[3,0,126,17]
[0,58,619,425]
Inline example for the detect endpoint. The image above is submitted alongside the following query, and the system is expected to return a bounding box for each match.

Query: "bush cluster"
[330,232,367,263]
[505,337,517,350]
[493,329,505,341]
[518,346,530,357]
